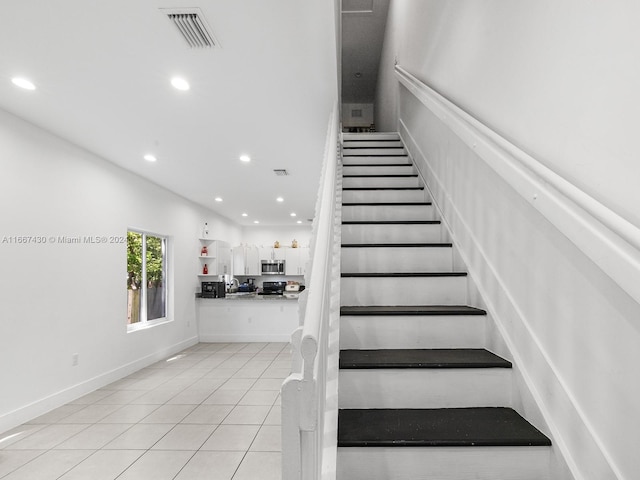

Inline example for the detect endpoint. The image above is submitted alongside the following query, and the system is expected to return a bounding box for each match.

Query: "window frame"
[127,228,171,332]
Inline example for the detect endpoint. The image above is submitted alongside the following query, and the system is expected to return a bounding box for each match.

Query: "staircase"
[337,132,552,480]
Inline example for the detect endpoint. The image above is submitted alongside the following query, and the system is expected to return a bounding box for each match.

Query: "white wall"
[241,226,312,249]
[341,103,374,128]
[0,109,242,433]
[376,0,640,230]
[376,2,640,479]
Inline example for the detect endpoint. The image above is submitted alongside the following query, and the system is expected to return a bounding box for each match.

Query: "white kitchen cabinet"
[233,245,260,276]
[258,246,286,261]
[285,246,309,276]
[199,239,231,277]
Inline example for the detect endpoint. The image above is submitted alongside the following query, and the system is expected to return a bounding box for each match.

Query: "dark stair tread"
[340,305,486,316]
[342,202,432,206]
[339,348,511,369]
[342,243,452,248]
[342,220,441,225]
[342,187,424,191]
[343,174,418,178]
[343,163,414,167]
[338,407,551,447]
[341,272,467,278]
[343,154,409,157]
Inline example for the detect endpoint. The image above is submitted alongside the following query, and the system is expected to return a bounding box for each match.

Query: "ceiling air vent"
[162,8,218,48]
[273,169,289,176]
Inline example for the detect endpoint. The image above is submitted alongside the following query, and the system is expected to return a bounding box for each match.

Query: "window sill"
[127,318,172,333]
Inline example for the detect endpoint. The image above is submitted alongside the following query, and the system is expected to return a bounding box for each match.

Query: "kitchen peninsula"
[196,291,301,343]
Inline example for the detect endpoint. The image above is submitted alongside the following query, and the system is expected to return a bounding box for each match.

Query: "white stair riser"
[343,165,415,175]
[339,369,513,408]
[340,315,486,349]
[337,446,551,480]
[341,276,467,306]
[343,133,400,141]
[342,247,453,273]
[343,156,410,165]
[343,176,421,188]
[343,205,435,222]
[342,223,443,244]
[343,140,404,148]
[343,148,407,156]
[342,189,428,203]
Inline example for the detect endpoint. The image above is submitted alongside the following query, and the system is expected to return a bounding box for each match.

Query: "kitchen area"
[195,230,310,343]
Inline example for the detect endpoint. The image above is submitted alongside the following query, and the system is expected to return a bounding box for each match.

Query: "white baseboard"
[198,334,292,343]
[0,335,199,434]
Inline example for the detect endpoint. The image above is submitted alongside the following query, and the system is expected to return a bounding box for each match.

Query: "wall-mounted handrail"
[282,103,341,480]
[395,64,640,305]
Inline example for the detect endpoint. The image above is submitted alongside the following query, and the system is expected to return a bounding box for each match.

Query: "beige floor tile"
[203,390,246,405]
[25,405,85,424]
[200,425,259,451]
[103,424,172,449]
[139,404,196,423]
[0,424,46,449]
[57,450,144,480]
[94,389,146,404]
[151,424,217,450]
[173,451,244,480]
[222,405,270,425]
[0,450,44,477]
[129,387,182,405]
[263,405,281,426]
[181,404,233,424]
[238,390,279,406]
[250,425,281,452]
[116,450,194,480]
[98,404,160,423]
[55,423,131,449]
[250,378,283,391]
[233,451,281,480]
[69,390,114,405]
[58,404,122,424]
[2,449,93,480]
[6,424,89,450]
[218,378,256,390]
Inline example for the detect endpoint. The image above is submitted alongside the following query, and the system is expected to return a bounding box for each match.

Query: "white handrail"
[395,64,640,304]
[282,104,341,480]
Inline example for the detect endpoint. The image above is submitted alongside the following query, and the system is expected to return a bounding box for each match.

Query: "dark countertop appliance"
[201,281,225,298]
[260,281,287,295]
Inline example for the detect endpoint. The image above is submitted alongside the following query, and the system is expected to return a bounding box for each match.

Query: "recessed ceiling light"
[241,213,248,217]
[143,154,157,162]
[239,154,251,163]
[253,220,260,224]
[214,197,223,202]
[276,197,284,202]
[11,77,36,90]
[296,220,302,224]
[290,213,297,217]
[171,77,190,91]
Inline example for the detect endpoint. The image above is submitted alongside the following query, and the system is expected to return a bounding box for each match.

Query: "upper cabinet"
[285,246,310,276]
[232,245,260,276]
[199,239,230,277]
[259,246,286,261]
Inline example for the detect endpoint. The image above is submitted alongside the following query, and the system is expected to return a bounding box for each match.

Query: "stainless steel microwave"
[261,260,285,275]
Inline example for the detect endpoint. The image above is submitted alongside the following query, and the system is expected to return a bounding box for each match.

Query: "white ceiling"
[0,0,338,226]
[341,0,390,104]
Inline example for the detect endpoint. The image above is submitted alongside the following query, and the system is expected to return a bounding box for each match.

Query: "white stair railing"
[282,104,342,480]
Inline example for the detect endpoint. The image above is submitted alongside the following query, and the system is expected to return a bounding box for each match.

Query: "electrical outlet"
[248,317,252,323]
[72,353,79,366]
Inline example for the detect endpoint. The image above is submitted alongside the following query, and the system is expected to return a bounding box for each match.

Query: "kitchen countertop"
[196,292,300,300]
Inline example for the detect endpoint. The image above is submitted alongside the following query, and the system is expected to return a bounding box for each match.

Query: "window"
[127,230,168,328]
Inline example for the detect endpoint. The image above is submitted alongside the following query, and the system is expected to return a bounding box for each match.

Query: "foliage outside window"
[127,230,167,326]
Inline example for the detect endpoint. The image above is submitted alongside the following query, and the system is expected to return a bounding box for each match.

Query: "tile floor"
[0,342,291,480]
